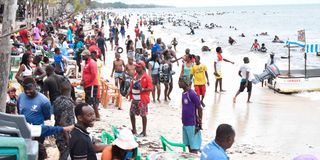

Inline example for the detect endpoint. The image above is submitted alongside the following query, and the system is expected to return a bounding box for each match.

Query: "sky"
[96,0,320,7]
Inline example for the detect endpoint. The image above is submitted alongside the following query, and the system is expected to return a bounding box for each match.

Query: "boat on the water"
[268,40,320,93]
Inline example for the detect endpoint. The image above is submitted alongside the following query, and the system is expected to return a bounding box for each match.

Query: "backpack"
[159,63,171,83]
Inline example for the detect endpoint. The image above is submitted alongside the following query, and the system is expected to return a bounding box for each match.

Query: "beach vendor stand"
[269,40,320,93]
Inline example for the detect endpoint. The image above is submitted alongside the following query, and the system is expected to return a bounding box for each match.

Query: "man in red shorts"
[129,61,153,137]
[190,56,209,107]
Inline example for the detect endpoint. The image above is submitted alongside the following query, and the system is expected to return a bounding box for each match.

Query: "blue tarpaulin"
[286,40,320,53]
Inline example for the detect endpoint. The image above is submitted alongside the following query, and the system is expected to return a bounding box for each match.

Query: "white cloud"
[96,0,320,7]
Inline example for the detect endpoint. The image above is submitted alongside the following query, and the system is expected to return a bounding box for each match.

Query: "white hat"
[112,128,138,150]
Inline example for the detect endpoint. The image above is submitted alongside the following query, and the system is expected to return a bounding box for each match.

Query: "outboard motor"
[252,64,280,84]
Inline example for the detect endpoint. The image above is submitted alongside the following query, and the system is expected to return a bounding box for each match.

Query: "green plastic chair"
[100,131,115,144]
[160,135,186,152]
[0,137,27,160]
[136,149,141,160]
[111,126,120,139]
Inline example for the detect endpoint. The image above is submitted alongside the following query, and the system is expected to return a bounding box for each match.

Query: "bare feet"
[167,96,171,100]
[233,97,236,103]
[137,132,147,137]
[215,90,219,93]
[131,129,137,135]
[157,99,161,103]
[220,90,226,92]
[247,101,253,103]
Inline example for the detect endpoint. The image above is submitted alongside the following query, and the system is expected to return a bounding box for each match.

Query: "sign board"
[298,29,305,42]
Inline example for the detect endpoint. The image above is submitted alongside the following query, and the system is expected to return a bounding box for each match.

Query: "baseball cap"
[134,61,146,68]
[82,49,91,56]
[112,128,138,150]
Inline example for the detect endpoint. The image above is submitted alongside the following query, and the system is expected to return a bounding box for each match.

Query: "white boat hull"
[270,76,320,93]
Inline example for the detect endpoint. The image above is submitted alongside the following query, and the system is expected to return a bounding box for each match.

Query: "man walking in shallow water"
[233,57,253,103]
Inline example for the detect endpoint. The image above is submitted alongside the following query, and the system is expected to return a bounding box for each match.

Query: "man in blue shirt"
[18,77,51,125]
[17,77,52,159]
[200,124,235,160]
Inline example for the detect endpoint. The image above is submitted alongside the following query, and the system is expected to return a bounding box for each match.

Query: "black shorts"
[151,74,160,85]
[84,85,99,107]
[239,81,252,92]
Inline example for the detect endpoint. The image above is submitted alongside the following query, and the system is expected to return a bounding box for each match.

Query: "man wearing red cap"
[129,61,153,137]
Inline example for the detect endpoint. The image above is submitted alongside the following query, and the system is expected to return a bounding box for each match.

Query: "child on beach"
[190,56,209,107]
[6,87,18,114]
[111,53,126,87]
[214,47,234,93]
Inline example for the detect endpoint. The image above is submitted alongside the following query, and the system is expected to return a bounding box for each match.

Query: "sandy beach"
[8,5,318,159]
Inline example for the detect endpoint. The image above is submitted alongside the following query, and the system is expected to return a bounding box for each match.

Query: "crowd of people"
[4,10,268,160]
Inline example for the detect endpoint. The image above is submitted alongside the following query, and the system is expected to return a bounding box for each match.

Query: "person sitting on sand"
[101,129,139,160]
[258,43,267,53]
[250,39,260,51]
[228,37,236,45]
[200,124,235,160]
[233,57,253,103]
[111,53,125,87]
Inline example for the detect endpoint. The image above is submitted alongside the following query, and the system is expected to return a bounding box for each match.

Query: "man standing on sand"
[190,56,209,107]
[178,76,203,154]
[125,57,136,78]
[200,124,235,160]
[233,57,253,103]
[111,53,126,87]
[214,47,234,93]
[129,61,153,137]
[81,50,100,120]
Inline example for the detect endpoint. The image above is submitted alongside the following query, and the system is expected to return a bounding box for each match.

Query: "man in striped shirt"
[129,61,153,137]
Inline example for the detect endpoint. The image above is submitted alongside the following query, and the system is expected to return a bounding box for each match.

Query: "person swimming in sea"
[250,39,260,51]
[258,43,267,53]
[228,36,236,45]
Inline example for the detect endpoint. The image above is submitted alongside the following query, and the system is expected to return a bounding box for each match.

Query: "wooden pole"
[0,0,18,112]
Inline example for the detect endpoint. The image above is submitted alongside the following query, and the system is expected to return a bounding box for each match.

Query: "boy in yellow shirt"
[190,56,209,107]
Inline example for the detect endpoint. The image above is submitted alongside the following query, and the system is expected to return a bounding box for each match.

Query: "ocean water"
[114,4,320,71]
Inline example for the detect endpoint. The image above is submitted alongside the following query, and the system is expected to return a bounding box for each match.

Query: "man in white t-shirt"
[233,57,253,103]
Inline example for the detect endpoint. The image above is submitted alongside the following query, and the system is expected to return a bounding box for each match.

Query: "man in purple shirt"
[178,76,203,153]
